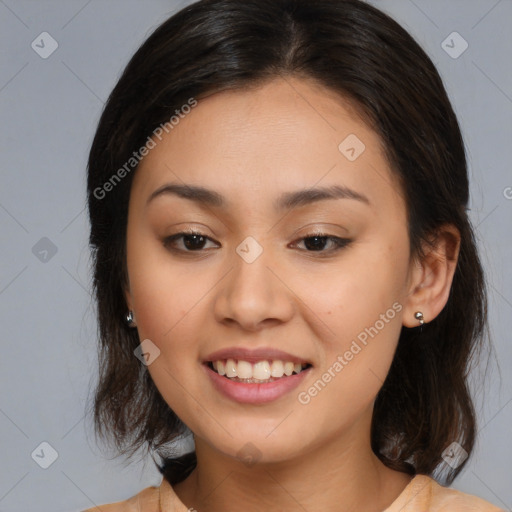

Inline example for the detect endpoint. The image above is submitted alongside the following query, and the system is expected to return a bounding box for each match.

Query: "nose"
[213,243,295,332]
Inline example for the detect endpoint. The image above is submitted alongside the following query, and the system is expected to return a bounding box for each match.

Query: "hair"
[87,0,489,486]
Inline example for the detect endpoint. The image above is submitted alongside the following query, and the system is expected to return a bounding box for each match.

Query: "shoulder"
[81,484,160,512]
[430,477,505,511]
[403,474,505,511]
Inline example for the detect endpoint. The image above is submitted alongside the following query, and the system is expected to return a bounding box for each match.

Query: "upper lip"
[203,347,312,365]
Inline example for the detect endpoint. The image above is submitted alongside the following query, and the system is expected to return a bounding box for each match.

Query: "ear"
[123,279,138,327]
[402,224,461,327]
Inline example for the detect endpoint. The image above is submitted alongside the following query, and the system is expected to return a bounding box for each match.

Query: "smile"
[208,359,311,382]
[203,359,313,404]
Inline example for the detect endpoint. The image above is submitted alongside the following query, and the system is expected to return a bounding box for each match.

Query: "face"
[125,77,414,464]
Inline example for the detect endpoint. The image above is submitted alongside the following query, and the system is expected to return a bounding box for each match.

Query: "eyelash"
[163,230,352,256]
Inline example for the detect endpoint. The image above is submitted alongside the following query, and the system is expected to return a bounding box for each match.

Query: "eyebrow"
[146,182,370,210]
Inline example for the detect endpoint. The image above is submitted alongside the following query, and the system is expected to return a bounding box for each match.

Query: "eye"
[163,230,351,255]
[163,231,218,252]
[291,233,352,254]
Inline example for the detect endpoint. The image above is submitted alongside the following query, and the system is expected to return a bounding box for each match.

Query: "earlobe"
[402,224,461,328]
[123,279,137,327]
[125,310,137,328]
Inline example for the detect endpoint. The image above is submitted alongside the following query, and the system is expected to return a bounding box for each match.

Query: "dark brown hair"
[87,0,489,486]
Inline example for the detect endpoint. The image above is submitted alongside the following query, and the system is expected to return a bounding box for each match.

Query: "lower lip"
[203,364,312,404]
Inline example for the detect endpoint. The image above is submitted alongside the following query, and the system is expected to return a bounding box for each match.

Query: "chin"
[204,429,309,467]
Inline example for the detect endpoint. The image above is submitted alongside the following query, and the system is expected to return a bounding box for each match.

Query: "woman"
[84,0,503,510]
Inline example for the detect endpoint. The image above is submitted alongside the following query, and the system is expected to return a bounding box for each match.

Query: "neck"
[173,409,413,512]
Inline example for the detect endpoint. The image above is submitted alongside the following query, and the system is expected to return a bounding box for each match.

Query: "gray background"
[0,1,511,510]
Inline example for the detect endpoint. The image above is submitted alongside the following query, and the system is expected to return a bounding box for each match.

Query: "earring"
[125,310,136,327]
[414,311,424,326]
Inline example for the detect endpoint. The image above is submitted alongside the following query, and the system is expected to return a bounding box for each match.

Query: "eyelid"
[163,229,219,249]
[291,222,350,237]
[163,229,352,255]
[289,232,352,254]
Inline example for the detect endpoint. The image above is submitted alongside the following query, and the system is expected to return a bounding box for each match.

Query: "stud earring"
[414,311,424,326]
[125,310,136,327]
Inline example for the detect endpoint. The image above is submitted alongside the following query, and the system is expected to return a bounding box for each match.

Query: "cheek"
[300,292,404,428]
[131,281,205,421]
[125,239,210,369]
[131,280,202,377]
[306,240,407,390]
[126,231,204,339]
[311,244,407,333]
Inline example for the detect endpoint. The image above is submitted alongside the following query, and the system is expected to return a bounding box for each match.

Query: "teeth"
[270,360,284,377]
[237,360,253,379]
[253,361,271,380]
[210,359,308,380]
[225,358,237,378]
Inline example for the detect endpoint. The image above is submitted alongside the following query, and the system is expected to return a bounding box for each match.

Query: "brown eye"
[293,234,351,254]
[162,231,351,256]
[163,231,218,252]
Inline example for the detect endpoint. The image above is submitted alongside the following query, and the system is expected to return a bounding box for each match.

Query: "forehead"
[132,77,403,217]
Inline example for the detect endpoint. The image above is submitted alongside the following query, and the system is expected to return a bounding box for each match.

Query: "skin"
[124,77,460,511]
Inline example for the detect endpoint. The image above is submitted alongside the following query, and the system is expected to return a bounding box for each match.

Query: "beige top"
[82,474,505,511]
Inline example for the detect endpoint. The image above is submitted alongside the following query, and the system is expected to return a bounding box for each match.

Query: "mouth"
[204,359,313,384]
